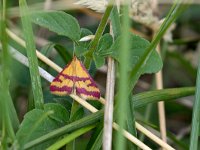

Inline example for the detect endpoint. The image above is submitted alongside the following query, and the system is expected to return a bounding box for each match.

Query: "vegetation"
[0,0,200,149]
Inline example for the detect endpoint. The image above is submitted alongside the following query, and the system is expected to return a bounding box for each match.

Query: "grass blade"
[19,0,44,109]
[133,87,195,108]
[91,129,103,150]
[0,0,16,144]
[189,60,200,150]
[47,125,96,150]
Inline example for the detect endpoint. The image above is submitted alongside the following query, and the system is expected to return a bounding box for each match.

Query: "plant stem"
[154,42,167,145]
[84,1,114,68]
[115,1,130,150]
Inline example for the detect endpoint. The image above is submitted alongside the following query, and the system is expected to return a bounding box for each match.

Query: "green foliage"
[133,87,195,108]
[93,33,113,68]
[46,125,96,150]
[108,34,163,74]
[24,109,104,149]
[31,11,81,41]
[16,103,69,149]
[1,0,198,149]
[190,63,200,149]
[75,28,93,57]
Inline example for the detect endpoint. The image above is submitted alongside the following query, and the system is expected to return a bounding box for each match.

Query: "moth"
[50,56,100,100]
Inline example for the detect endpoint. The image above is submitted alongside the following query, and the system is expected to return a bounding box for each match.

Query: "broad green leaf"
[44,103,69,123]
[75,28,93,56]
[108,34,163,74]
[16,103,69,149]
[31,11,80,41]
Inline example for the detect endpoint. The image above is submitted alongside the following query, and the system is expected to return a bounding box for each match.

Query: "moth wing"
[50,60,74,96]
[74,58,100,100]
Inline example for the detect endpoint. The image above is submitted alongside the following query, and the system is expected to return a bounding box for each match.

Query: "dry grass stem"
[155,42,167,146]
[102,23,116,150]
[103,56,115,150]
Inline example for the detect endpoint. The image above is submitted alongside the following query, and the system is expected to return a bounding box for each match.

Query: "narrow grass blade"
[189,59,200,150]
[91,129,103,150]
[133,87,195,108]
[0,0,16,142]
[47,125,96,150]
[19,0,44,109]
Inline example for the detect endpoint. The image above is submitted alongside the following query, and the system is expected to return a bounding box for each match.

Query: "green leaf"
[96,33,113,55]
[110,6,121,39]
[31,11,81,41]
[44,103,70,123]
[93,54,105,68]
[16,103,69,149]
[93,33,113,68]
[109,34,163,74]
[75,28,93,57]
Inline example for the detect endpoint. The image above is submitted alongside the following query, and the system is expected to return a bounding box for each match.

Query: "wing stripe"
[50,85,72,93]
[76,87,100,99]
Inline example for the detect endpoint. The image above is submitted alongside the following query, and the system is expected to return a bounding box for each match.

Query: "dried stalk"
[103,57,115,150]
[155,42,167,147]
